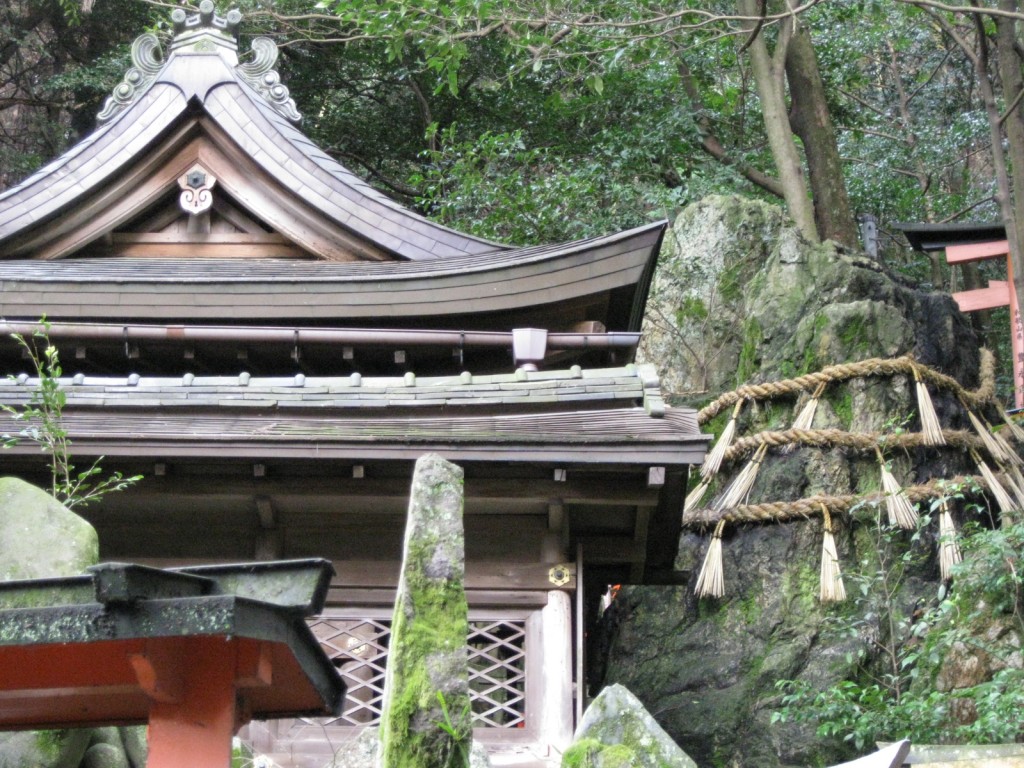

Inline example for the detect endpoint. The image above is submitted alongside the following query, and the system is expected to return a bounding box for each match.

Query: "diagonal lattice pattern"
[302,616,527,728]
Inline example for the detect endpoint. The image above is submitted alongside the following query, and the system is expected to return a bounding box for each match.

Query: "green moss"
[718,262,746,303]
[781,560,820,618]
[736,318,763,384]
[828,389,854,431]
[563,739,601,767]
[675,296,708,324]
[736,592,762,624]
[838,314,868,353]
[379,498,472,768]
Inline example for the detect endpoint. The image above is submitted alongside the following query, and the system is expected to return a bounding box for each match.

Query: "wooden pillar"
[141,637,241,768]
[536,591,574,755]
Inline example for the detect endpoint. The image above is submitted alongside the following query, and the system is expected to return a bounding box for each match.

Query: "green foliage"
[2,324,141,508]
[772,490,1024,750]
[435,691,472,767]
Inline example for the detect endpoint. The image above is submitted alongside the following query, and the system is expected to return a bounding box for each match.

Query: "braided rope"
[697,349,996,424]
[683,475,985,527]
[722,428,985,464]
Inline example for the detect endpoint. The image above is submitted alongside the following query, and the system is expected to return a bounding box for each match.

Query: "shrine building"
[0,5,708,766]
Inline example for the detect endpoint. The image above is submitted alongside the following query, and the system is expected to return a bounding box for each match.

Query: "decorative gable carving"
[97,33,163,124]
[178,164,217,216]
[97,2,300,127]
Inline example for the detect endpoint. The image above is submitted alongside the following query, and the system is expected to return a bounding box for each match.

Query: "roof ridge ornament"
[236,38,303,124]
[96,33,164,124]
[170,1,242,43]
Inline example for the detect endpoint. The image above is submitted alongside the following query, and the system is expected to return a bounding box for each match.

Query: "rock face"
[378,453,474,768]
[640,195,978,400]
[0,476,98,580]
[599,196,992,767]
[562,684,698,767]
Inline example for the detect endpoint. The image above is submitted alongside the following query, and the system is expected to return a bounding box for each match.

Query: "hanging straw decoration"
[972,450,1018,518]
[1002,411,1024,443]
[963,403,1013,464]
[1006,463,1024,510]
[991,426,1023,468]
[913,364,945,447]
[783,382,826,454]
[937,499,962,581]
[876,447,918,529]
[685,478,712,512]
[695,520,726,598]
[701,398,745,480]
[819,504,846,603]
[715,442,768,510]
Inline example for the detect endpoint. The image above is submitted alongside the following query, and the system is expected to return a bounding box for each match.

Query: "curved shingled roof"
[0,3,666,336]
[0,3,506,261]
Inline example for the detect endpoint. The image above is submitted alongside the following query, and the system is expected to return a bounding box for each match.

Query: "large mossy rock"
[601,196,989,767]
[0,476,98,581]
[641,195,977,399]
[563,684,698,767]
[0,477,100,768]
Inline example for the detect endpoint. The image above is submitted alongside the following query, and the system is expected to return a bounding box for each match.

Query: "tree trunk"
[738,0,819,243]
[997,1,1024,304]
[785,21,858,249]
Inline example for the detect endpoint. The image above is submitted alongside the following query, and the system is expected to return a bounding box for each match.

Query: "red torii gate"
[896,223,1022,408]
[946,240,1023,408]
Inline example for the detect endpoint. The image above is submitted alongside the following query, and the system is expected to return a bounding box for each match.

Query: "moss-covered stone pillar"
[379,454,471,768]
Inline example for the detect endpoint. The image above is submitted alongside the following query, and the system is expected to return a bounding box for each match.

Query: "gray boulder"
[562,684,697,768]
[0,476,98,581]
[82,743,129,768]
[0,477,100,768]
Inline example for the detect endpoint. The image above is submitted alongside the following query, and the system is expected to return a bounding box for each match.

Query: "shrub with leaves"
[773,491,1024,749]
[2,325,140,508]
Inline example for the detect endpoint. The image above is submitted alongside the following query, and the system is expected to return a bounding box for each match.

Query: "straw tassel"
[876,447,918,529]
[913,364,945,447]
[1002,411,1024,443]
[701,398,745,480]
[783,382,825,454]
[715,443,768,510]
[963,403,1013,464]
[937,499,962,581]
[695,520,726,598]
[819,505,846,603]
[685,478,711,512]
[992,426,1023,468]
[1006,464,1024,510]
[973,450,1018,518]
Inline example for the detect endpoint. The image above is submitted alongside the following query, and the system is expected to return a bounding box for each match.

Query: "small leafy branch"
[2,323,141,508]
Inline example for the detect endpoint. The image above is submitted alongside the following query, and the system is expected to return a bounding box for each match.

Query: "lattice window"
[307,617,391,726]
[304,615,527,729]
[468,620,526,727]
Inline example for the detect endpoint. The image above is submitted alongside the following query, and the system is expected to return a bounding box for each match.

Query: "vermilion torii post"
[0,560,344,768]
[947,239,1024,408]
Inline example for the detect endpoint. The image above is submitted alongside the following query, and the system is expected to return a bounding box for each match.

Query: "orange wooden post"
[947,240,1023,408]
[140,637,241,768]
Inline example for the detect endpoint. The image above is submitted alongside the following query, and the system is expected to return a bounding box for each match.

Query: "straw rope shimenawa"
[682,350,1018,600]
[682,474,992,527]
[696,350,996,424]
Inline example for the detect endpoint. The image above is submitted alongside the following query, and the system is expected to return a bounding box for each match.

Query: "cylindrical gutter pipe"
[0,321,640,352]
